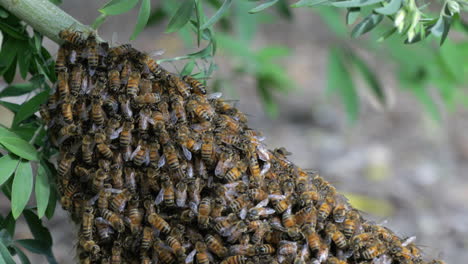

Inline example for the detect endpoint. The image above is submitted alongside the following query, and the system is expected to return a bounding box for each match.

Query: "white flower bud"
[395,10,406,33]
[447,0,460,15]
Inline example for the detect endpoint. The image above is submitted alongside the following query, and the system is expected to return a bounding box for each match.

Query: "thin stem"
[0,0,95,44]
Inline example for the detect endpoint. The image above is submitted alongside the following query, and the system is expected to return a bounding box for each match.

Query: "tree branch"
[0,0,95,44]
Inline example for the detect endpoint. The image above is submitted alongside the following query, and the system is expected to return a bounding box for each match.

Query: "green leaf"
[165,0,195,33]
[146,7,167,27]
[13,91,49,127]
[351,53,385,105]
[99,0,139,15]
[257,77,278,117]
[181,60,196,76]
[291,0,330,7]
[0,38,17,71]
[346,8,361,25]
[351,13,383,38]
[35,164,50,218]
[2,57,17,83]
[327,48,358,121]
[32,31,42,54]
[0,137,39,161]
[201,0,232,29]
[0,8,9,18]
[249,0,280,13]
[11,161,33,219]
[0,21,27,40]
[0,240,15,264]
[11,124,46,146]
[0,154,19,186]
[377,27,397,42]
[130,0,151,40]
[23,210,52,246]
[15,239,49,255]
[0,101,20,113]
[17,50,31,79]
[440,16,452,46]
[11,245,31,264]
[92,13,108,30]
[331,0,384,7]
[374,0,401,15]
[0,82,36,98]
[3,213,15,237]
[44,185,57,219]
[431,16,445,37]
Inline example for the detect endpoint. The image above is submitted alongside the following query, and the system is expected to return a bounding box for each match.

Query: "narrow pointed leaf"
[0,154,19,186]
[332,0,384,7]
[249,0,279,14]
[35,164,50,218]
[130,0,151,40]
[165,0,195,33]
[13,91,49,127]
[11,161,33,219]
[351,53,385,105]
[23,210,52,246]
[11,245,31,264]
[291,0,330,7]
[0,240,15,264]
[346,7,361,25]
[99,0,139,15]
[0,82,36,98]
[351,13,384,38]
[201,0,232,29]
[374,0,402,15]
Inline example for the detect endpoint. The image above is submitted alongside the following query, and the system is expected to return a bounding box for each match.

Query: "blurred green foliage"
[0,0,466,262]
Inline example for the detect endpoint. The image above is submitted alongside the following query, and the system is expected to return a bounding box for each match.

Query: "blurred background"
[1,0,467,263]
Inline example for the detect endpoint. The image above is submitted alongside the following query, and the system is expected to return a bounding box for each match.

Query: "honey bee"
[180,208,196,224]
[198,197,212,229]
[111,241,122,264]
[127,71,140,97]
[95,217,113,243]
[86,35,99,75]
[332,194,348,223]
[216,114,241,133]
[256,244,275,255]
[138,53,163,76]
[166,235,186,262]
[141,226,153,251]
[166,74,191,98]
[326,257,346,264]
[325,223,347,249]
[214,214,237,236]
[80,239,100,255]
[59,29,85,45]
[61,96,74,124]
[59,178,78,210]
[153,238,176,264]
[107,69,120,93]
[302,225,320,252]
[205,234,228,258]
[55,46,67,73]
[227,220,249,244]
[101,208,125,233]
[351,232,374,251]
[126,199,143,234]
[182,75,206,95]
[108,44,132,58]
[58,153,75,177]
[75,98,89,122]
[147,212,171,234]
[186,99,214,121]
[362,241,387,259]
[163,143,181,174]
[110,166,123,190]
[201,133,215,164]
[187,178,201,206]
[294,205,317,227]
[81,207,94,240]
[229,244,255,257]
[96,141,113,160]
[278,241,297,256]
[299,187,320,207]
[171,95,187,123]
[91,98,106,126]
[343,210,361,238]
[155,175,175,207]
[248,155,261,184]
[282,207,296,229]
[220,255,247,264]
[70,64,84,95]
[273,196,291,214]
[109,188,131,212]
[131,143,148,167]
[317,195,335,222]
[91,169,108,193]
[135,93,161,105]
[174,181,187,207]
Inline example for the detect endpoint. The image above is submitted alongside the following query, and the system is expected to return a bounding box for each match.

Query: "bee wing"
[262,208,276,216]
[402,236,417,247]
[255,199,270,208]
[373,254,393,264]
[257,145,270,161]
[207,92,222,100]
[149,49,166,57]
[187,163,194,178]
[130,145,141,160]
[158,155,166,168]
[189,202,198,214]
[239,208,247,220]
[182,146,192,161]
[215,160,226,177]
[110,127,123,140]
[185,249,196,264]
[260,162,271,176]
[268,194,286,200]
[155,188,165,205]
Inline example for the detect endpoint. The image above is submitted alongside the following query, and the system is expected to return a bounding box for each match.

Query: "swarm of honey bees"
[39,29,445,264]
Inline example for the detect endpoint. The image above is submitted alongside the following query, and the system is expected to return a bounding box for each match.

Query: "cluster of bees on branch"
[40,29,446,264]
